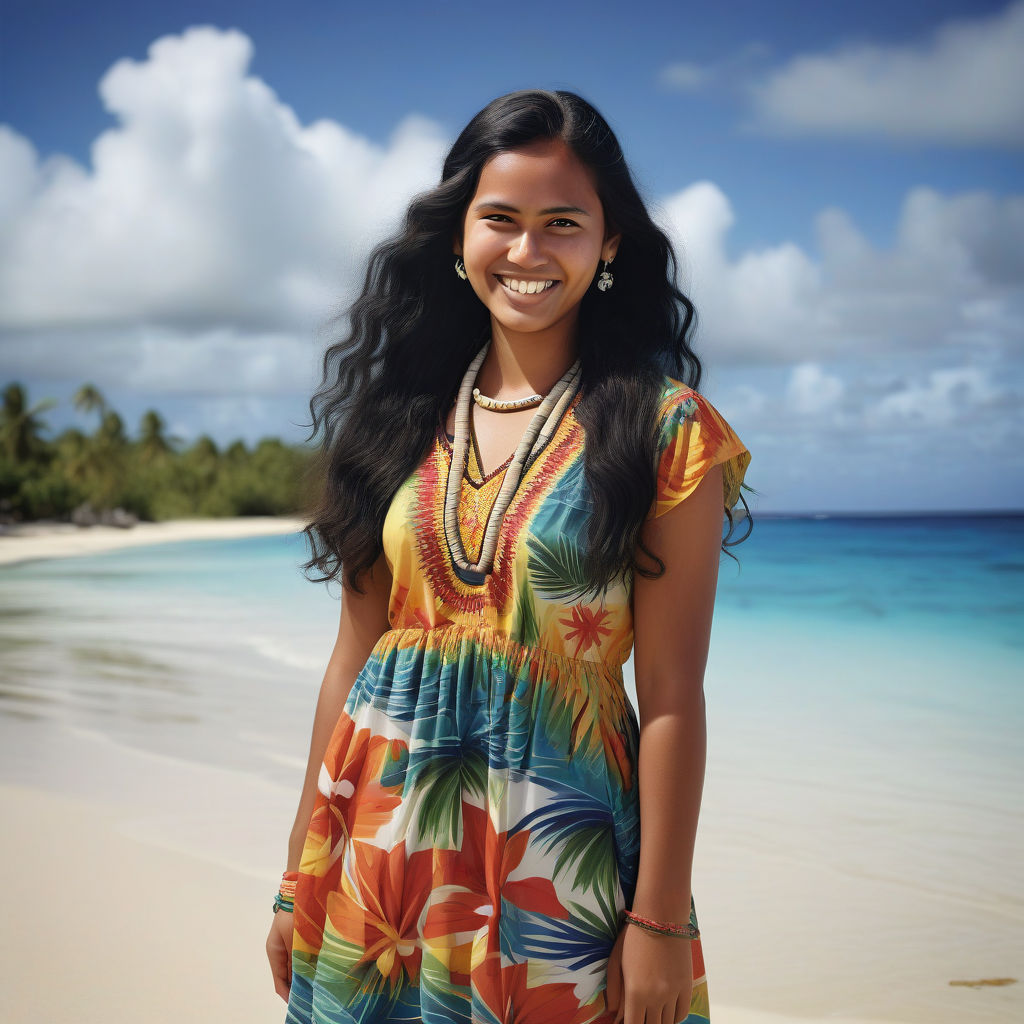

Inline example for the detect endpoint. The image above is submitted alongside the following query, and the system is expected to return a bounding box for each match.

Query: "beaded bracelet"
[273,870,299,914]
[622,909,700,939]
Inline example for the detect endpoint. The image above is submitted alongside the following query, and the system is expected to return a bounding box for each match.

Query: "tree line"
[0,382,315,523]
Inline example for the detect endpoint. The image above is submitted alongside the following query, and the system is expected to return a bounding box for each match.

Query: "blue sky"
[1,0,1022,511]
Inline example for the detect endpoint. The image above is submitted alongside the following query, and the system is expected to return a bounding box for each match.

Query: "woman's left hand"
[605,923,694,1024]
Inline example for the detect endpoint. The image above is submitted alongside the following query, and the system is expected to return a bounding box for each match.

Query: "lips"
[495,274,558,296]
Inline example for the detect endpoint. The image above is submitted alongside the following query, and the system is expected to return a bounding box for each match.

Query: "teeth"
[499,276,555,295]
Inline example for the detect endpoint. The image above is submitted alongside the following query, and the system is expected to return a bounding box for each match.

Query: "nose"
[508,229,546,268]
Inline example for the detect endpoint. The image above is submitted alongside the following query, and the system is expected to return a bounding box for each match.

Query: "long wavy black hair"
[302,89,750,593]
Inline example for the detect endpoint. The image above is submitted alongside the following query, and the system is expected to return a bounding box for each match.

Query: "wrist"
[630,888,693,924]
[273,869,299,915]
[622,907,700,939]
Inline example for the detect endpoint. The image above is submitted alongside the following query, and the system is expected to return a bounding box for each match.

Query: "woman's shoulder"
[655,375,709,426]
[651,373,751,514]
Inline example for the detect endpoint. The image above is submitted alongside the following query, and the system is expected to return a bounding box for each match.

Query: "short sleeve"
[650,380,751,519]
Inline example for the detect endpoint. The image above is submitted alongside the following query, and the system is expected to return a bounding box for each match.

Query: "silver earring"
[455,257,468,281]
[597,260,614,292]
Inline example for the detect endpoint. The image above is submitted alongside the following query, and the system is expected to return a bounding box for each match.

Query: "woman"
[266,89,751,1024]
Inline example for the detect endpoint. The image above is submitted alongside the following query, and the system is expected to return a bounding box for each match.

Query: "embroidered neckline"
[437,390,581,456]
[420,390,584,608]
[436,398,581,490]
[437,420,517,488]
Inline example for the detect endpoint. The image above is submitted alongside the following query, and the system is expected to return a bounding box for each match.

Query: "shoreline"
[1,518,1019,1023]
[0,515,306,568]
[0,779,905,1024]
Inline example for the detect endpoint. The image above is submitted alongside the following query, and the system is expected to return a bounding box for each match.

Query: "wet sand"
[0,516,306,568]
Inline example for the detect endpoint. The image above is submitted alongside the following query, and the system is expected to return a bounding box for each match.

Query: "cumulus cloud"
[1,24,1022,510]
[659,63,706,91]
[749,1,1024,147]
[658,43,770,94]
[0,26,447,335]
[658,182,1024,364]
[787,363,845,415]
[875,366,1010,425]
[3,22,1020,399]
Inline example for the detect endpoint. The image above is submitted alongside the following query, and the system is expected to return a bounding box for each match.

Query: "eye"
[549,218,579,228]
[483,214,514,223]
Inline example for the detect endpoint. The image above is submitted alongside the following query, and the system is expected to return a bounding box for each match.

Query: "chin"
[493,313,558,335]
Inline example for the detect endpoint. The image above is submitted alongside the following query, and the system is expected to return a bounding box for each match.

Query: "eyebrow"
[473,201,591,217]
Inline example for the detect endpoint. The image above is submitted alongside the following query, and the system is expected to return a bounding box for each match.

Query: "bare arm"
[630,462,722,919]
[267,551,392,1001]
[285,551,393,871]
[607,464,724,1024]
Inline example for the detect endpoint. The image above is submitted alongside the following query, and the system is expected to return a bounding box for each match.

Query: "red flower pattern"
[327,839,434,990]
[558,603,613,659]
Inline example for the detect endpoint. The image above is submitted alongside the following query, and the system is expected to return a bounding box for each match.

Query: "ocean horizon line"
[4,507,1023,531]
[750,507,1023,520]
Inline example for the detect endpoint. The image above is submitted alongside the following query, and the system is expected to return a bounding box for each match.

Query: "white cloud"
[0,26,447,335]
[787,362,845,415]
[714,358,1024,510]
[1,23,1022,512]
[659,63,706,91]
[658,181,1024,364]
[875,366,1007,425]
[659,43,770,94]
[749,1,1024,147]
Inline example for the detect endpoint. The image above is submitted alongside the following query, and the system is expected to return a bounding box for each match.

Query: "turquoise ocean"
[1,514,1021,1021]
[2,515,1019,778]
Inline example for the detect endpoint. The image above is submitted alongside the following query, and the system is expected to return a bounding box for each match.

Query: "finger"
[271,954,290,1002]
[605,959,622,1014]
[267,938,291,1001]
[673,993,689,1024]
[623,991,646,1024]
[280,937,293,986]
[275,975,289,1001]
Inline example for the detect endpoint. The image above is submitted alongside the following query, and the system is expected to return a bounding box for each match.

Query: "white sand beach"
[0,515,307,567]
[0,774,906,1024]
[1,520,1020,1024]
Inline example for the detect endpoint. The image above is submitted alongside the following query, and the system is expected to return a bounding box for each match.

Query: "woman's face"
[456,138,620,344]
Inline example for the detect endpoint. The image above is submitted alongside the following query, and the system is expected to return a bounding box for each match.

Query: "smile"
[496,275,558,296]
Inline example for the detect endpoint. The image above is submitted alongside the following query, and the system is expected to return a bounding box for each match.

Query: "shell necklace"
[444,339,581,585]
[472,387,543,411]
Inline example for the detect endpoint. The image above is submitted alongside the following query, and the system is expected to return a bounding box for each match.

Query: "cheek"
[463,227,504,270]
[558,231,603,265]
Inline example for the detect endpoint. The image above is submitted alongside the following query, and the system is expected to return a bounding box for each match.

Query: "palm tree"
[99,409,126,444]
[138,409,171,461]
[225,439,248,462]
[54,427,91,486]
[0,382,55,463]
[73,382,106,418]
[190,435,219,461]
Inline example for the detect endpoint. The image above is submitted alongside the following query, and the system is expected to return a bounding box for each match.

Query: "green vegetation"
[0,381,316,523]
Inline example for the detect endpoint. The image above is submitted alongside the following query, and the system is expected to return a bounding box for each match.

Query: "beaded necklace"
[443,339,581,585]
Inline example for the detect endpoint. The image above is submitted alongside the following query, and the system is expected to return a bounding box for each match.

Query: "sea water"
[1,514,1020,807]
[0,515,1021,1021]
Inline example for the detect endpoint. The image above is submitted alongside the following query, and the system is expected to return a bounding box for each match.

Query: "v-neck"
[439,425,513,488]
[437,389,581,490]
[468,417,517,485]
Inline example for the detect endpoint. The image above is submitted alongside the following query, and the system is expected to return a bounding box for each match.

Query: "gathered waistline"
[371,622,627,675]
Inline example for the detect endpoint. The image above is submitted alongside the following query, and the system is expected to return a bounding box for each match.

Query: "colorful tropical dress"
[286,376,751,1024]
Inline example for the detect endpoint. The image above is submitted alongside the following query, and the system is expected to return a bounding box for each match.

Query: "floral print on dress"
[286,376,749,1024]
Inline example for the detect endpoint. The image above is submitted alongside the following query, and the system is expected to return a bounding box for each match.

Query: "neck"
[478,319,578,397]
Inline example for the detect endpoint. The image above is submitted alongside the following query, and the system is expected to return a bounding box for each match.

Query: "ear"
[453,232,463,257]
[602,232,621,263]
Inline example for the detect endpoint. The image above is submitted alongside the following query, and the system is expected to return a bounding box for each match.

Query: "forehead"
[472,139,601,208]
